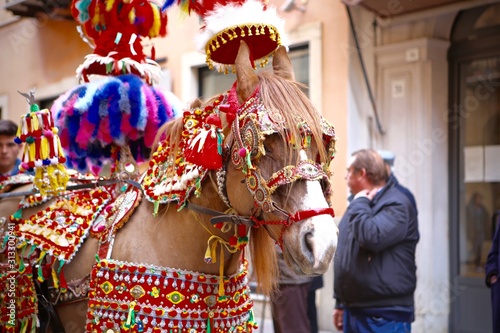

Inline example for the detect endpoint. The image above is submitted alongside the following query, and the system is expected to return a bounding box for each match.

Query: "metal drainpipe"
[345,5,385,136]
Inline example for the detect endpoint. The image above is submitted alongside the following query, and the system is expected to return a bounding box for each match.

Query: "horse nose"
[302,224,337,273]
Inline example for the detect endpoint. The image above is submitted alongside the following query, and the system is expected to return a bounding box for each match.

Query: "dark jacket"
[334,174,419,308]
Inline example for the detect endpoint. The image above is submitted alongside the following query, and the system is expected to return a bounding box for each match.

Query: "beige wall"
[0,18,88,117]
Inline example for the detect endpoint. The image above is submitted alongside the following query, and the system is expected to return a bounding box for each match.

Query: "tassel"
[184,114,223,170]
[37,251,47,283]
[20,320,28,333]
[153,201,160,217]
[151,45,156,61]
[59,263,68,293]
[123,301,136,330]
[218,247,225,297]
[18,251,26,274]
[206,316,212,333]
[204,235,220,264]
[51,261,60,290]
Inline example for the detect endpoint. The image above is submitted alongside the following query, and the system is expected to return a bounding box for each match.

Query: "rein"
[0,178,142,199]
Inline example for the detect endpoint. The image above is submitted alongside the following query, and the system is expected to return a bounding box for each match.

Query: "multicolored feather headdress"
[51,74,176,175]
[71,0,168,85]
[164,0,287,72]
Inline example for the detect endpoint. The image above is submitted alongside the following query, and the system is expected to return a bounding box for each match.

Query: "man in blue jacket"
[333,149,419,332]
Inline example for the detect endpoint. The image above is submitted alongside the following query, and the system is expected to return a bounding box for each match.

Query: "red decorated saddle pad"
[85,259,257,333]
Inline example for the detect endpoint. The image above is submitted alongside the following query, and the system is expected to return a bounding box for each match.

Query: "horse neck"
[113,176,244,277]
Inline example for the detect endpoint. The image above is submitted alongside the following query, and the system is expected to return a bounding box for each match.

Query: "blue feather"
[105,80,124,141]
[120,75,144,128]
[161,0,176,11]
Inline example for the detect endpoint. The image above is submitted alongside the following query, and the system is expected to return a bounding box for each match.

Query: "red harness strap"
[251,207,335,246]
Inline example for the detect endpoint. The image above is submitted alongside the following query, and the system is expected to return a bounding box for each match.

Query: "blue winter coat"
[334,175,419,308]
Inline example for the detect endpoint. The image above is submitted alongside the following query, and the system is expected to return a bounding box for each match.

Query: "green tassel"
[195,178,202,196]
[245,152,252,172]
[57,259,64,273]
[18,255,25,273]
[28,245,36,257]
[123,301,136,329]
[13,208,22,219]
[20,319,27,333]
[95,254,101,263]
[153,201,159,217]
[207,317,211,333]
[217,133,223,155]
[2,235,9,248]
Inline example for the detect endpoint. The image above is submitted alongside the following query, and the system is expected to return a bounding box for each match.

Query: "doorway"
[449,3,500,333]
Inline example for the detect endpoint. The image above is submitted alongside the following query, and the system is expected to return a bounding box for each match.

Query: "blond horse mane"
[150,70,328,295]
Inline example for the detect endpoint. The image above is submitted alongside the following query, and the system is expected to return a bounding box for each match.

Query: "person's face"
[0,134,20,174]
[345,156,364,195]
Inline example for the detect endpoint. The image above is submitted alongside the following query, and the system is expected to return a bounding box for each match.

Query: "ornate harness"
[1,85,336,333]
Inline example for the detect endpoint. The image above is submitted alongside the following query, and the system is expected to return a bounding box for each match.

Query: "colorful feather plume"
[51,74,176,175]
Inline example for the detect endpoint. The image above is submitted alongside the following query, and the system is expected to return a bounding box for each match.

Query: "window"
[458,55,500,277]
[197,44,311,100]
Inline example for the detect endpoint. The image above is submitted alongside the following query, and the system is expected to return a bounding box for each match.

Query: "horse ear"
[272,46,295,81]
[235,41,259,102]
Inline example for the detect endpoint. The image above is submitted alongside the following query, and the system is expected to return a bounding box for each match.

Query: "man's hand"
[333,309,344,331]
[491,275,498,284]
[367,186,382,200]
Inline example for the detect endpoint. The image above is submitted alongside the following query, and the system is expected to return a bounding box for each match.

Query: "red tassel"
[59,266,68,293]
[151,45,156,61]
[184,114,223,170]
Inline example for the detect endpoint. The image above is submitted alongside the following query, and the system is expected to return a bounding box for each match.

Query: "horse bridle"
[193,89,335,245]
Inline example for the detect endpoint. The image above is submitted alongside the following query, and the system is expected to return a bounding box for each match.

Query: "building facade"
[1,0,499,332]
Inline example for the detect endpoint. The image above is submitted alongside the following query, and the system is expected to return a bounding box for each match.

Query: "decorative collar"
[86,258,257,333]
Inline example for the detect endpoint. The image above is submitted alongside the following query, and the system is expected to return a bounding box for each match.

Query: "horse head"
[219,42,338,283]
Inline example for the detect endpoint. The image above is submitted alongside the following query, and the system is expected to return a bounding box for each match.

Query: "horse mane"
[150,71,328,295]
[257,70,329,164]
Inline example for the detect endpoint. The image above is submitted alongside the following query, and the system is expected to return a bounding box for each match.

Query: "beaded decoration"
[142,95,226,214]
[85,258,257,333]
[0,173,33,194]
[0,263,38,333]
[13,188,111,264]
[90,187,143,259]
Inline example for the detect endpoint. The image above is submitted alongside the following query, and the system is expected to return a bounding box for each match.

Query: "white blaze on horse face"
[281,149,338,275]
[303,179,338,268]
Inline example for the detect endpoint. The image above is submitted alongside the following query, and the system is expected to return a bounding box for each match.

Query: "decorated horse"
[0,42,338,332]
